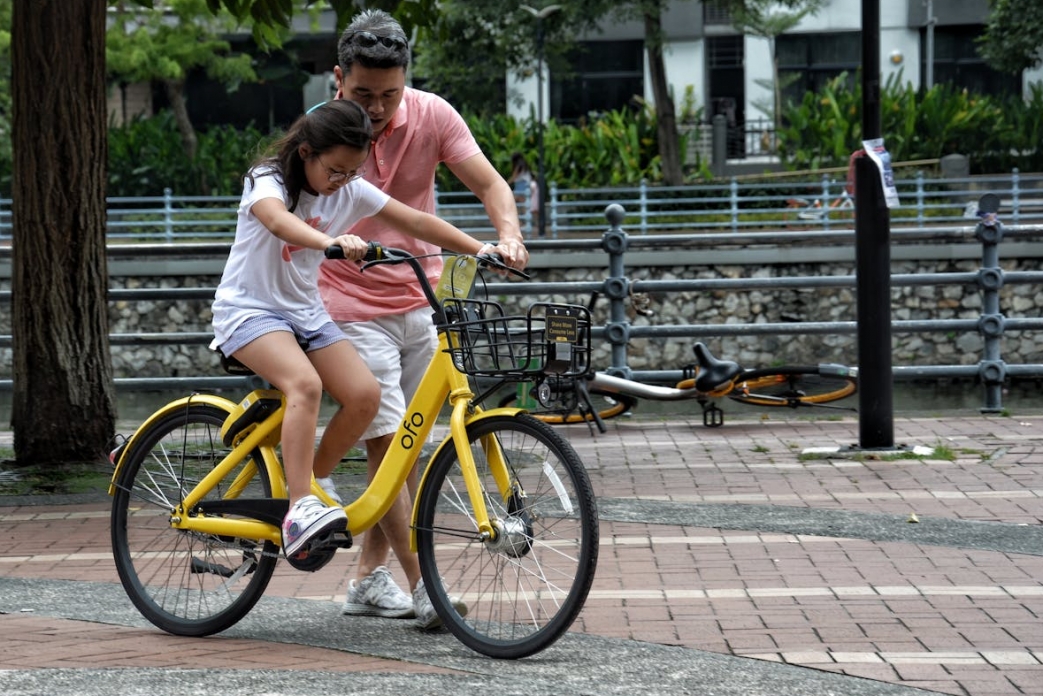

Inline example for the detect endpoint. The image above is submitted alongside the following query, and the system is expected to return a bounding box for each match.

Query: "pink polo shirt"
[318,87,482,322]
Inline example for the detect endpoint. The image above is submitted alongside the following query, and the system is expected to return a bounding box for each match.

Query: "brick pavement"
[1,412,1041,696]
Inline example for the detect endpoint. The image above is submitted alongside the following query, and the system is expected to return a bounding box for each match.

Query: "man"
[314,9,529,630]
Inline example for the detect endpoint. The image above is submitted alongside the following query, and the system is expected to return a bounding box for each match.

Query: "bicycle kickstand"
[700,399,725,428]
[575,379,608,435]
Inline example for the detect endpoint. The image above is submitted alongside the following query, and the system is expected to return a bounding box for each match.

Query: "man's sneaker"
[316,476,343,505]
[281,495,347,558]
[342,566,414,619]
[414,577,468,630]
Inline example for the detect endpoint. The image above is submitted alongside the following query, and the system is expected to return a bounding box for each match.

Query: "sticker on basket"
[546,306,579,343]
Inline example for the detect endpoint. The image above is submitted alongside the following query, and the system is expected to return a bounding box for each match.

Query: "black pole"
[536,19,548,238]
[855,0,894,448]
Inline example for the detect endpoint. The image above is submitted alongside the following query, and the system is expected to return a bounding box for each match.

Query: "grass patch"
[0,460,113,496]
[797,441,986,463]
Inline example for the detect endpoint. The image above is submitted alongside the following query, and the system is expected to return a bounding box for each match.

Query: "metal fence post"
[163,187,174,243]
[729,178,739,233]
[974,195,1006,413]
[1011,168,1020,226]
[549,181,558,239]
[820,174,832,231]
[601,204,631,379]
[915,171,925,227]
[639,179,648,236]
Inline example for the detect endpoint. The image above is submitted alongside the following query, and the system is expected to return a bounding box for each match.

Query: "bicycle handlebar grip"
[324,241,384,262]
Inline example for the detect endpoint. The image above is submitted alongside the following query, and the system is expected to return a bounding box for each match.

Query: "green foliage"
[108,111,274,197]
[107,0,260,87]
[978,0,1043,74]
[776,71,1039,174]
[445,107,670,193]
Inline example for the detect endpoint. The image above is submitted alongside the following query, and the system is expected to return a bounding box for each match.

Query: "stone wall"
[2,253,1038,380]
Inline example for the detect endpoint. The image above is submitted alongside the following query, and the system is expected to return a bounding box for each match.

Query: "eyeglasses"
[346,30,408,50]
[317,155,365,185]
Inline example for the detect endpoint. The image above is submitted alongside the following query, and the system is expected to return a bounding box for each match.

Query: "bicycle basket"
[442,299,591,378]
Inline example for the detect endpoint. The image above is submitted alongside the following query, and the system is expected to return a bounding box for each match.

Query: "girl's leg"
[232,331,324,504]
[310,339,381,477]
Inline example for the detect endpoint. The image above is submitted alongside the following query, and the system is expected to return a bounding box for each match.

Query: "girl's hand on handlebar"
[329,234,369,261]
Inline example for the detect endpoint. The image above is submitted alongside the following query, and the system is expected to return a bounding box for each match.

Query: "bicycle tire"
[498,386,636,425]
[415,413,599,659]
[110,401,278,637]
[727,365,857,407]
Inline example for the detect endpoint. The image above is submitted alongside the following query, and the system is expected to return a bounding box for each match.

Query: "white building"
[507,0,1042,144]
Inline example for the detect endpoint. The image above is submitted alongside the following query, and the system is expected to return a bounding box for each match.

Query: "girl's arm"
[251,197,368,259]
[374,198,488,255]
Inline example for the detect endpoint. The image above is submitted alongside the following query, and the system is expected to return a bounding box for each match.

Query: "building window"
[703,0,733,26]
[550,40,644,124]
[923,25,1020,97]
[776,31,861,106]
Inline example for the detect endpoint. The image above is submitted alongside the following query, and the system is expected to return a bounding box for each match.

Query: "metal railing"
[1,170,1041,241]
[2,207,1042,413]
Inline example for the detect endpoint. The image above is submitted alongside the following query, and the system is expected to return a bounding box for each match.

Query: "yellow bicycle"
[108,245,598,659]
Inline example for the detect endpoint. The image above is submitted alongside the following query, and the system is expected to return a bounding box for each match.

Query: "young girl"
[211,100,498,559]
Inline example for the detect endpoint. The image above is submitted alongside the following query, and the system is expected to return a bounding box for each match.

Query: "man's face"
[334,64,407,136]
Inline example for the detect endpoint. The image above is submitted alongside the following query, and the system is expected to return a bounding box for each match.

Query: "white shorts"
[336,307,437,441]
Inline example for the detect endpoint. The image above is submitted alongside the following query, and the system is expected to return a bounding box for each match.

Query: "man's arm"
[447,153,529,269]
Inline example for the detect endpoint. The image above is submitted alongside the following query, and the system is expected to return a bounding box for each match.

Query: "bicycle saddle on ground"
[692,343,743,392]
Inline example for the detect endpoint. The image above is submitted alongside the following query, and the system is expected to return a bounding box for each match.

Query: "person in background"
[507,151,541,237]
[313,8,529,630]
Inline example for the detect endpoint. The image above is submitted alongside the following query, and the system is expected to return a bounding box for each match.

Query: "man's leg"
[355,433,421,590]
[332,309,436,616]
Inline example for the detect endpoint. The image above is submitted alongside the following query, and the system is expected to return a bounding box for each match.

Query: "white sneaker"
[413,577,468,630]
[316,476,343,505]
[342,566,415,619]
[281,495,346,558]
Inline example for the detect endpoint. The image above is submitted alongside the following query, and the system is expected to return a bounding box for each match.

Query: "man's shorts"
[219,314,348,357]
[336,307,437,441]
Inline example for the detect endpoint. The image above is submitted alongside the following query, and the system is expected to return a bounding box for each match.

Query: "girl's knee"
[359,377,381,419]
[282,372,325,405]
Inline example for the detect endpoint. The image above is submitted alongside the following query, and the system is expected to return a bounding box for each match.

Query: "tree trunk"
[11,0,116,466]
[165,79,199,161]
[643,9,683,186]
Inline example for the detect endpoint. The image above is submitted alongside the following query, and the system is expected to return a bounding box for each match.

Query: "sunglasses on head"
[348,30,408,50]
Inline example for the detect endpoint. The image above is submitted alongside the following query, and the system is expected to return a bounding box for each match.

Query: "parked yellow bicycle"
[108,244,598,659]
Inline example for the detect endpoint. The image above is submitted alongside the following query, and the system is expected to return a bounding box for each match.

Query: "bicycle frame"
[109,257,516,550]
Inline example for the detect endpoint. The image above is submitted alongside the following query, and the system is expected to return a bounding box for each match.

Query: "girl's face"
[302,144,369,196]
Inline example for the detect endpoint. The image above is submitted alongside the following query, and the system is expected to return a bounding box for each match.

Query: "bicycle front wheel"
[110,401,279,637]
[415,413,599,659]
[729,365,857,407]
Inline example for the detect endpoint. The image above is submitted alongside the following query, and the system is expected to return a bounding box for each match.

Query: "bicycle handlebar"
[324,241,526,314]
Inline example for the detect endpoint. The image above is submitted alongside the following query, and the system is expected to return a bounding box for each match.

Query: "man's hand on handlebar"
[492,239,528,271]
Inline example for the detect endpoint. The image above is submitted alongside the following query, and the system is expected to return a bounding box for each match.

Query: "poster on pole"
[862,138,900,208]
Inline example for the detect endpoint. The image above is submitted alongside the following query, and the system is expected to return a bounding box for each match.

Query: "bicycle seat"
[692,343,743,392]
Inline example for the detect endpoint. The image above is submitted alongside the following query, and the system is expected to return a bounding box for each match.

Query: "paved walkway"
[1,412,1041,696]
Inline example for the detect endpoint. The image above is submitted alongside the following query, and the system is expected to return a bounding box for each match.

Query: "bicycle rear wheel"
[728,365,857,407]
[110,401,278,637]
[415,413,599,659]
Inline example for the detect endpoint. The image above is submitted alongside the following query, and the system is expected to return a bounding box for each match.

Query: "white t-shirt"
[211,167,391,350]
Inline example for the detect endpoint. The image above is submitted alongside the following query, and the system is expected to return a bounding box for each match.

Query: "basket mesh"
[442,299,591,378]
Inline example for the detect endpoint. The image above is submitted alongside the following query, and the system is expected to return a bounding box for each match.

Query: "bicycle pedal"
[329,529,354,549]
[702,403,725,428]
